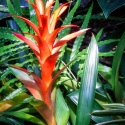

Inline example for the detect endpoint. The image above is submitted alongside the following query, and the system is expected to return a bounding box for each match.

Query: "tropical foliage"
[0,0,125,125]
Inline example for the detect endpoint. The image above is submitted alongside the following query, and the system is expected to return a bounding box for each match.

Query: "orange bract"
[12,0,88,124]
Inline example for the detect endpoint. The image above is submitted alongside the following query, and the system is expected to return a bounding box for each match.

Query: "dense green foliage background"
[0,0,125,124]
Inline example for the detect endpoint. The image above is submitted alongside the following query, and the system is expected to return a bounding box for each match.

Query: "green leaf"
[96,28,103,42]
[98,39,120,47]
[92,109,125,116]
[76,35,99,125]
[12,0,21,15]
[58,0,80,39]
[97,0,125,18]
[98,64,112,85]
[111,32,125,102]
[28,0,37,34]
[3,111,45,125]
[95,119,125,125]
[2,86,26,101]
[70,3,93,61]
[58,0,80,58]
[0,92,29,112]
[0,78,18,93]
[56,88,70,125]
[53,0,59,12]
[7,0,29,32]
[103,103,125,109]
[0,5,9,12]
[0,116,24,125]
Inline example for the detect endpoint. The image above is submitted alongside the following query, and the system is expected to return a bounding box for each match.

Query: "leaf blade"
[76,35,99,125]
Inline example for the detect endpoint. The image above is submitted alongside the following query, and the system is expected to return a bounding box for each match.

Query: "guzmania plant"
[9,0,88,124]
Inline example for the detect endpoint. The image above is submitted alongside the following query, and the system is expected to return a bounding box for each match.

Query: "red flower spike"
[41,53,59,90]
[39,40,51,64]
[11,0,89,124]
[40,15,49,40]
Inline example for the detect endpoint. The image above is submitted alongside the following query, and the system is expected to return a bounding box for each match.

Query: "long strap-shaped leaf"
[76,34,99,125]
[111,31,125,102]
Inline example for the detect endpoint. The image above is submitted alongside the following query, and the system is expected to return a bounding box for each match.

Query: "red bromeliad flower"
[11,0,88,124]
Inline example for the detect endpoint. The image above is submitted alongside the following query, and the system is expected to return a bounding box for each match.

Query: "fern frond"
[3,86,26,101]
[15,58,38,68]
[0,42,28,56]
[98,39,120,46]
[12,0,22,15]
[70,3,93,61]
[7,0,29,33]
[0,78,18,93]
[28,0,37,34]
[58,0,80,39]
[58,0,81,59]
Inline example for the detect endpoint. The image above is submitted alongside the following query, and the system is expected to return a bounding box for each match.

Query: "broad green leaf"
[92,100,114,124]
[103,103,125,109]
[3,111,45,125]
[67,90,78,125]
[111,32,125,102]
[92,109,125,116]
[67,90,111,124]
[97,0,125,18]
[0,92,29,112]
[0,116,24,125]
[69,107,76,125]
[76,35,99,125]
[56,88,70,125]
[98,64,112,85]
[95,119,125,125]
[3,86,26,101]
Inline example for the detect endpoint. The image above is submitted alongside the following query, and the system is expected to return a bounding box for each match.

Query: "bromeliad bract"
[10,0,88,124]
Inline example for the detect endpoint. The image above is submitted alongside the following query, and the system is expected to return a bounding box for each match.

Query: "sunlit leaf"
[76,35,99,125]
[56,88,70,125]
